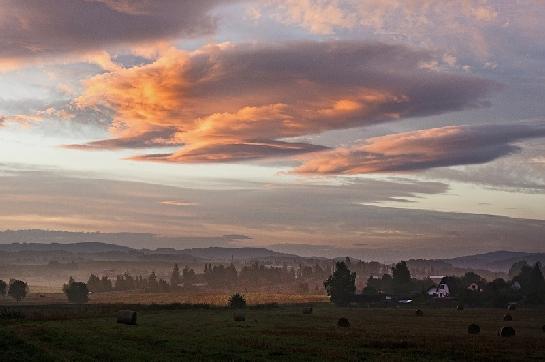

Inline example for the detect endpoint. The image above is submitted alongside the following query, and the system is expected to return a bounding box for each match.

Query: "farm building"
[427,283,450,298]
[467,283,482,292]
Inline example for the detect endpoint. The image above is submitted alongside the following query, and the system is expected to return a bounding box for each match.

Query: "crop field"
[1,304,545,361]
[1,291,328,306]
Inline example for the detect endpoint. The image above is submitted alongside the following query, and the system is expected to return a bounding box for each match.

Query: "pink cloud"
[68,41,496,163]
[293,121,545,174]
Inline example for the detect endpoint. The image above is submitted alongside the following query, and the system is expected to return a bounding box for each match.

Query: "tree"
[8,280,28,302]
[0,280,7,297]
[514,262,545,304]
[324,261,356,306]
[64,281,89,304]
[147,272,158,292]
[509,260,529,279]
[182,266,196,288]
[460,272,485,288]
[228,293,247,309]
[100,276,112,291]
[170,264,181,290]
[87,274,101,292]
[392,261,412,294]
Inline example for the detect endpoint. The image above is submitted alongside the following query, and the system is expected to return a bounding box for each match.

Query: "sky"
[0,0,545,259]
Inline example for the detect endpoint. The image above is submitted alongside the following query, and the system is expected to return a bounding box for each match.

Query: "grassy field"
[1,304,545,361]
[1,291,328,306]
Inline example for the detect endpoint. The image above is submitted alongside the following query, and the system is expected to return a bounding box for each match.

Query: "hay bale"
[498,326,515,337]
[415,309,424,317]
[337,317,350,328]
[456,304,464,311]
[467,323,480,335]
[233,310,246,322]
[117,310,137,325]
[503,314,513,321]
[507,304,516,311]
[302,307,313,314]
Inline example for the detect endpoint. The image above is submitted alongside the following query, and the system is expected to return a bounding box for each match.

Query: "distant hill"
[444,251,545,272]
[0,237,297,263]
[182,247,296,261]
[0,242,132,253]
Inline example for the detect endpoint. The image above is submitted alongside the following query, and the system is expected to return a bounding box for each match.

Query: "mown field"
[1,291,328,306]
[1,304,545,361]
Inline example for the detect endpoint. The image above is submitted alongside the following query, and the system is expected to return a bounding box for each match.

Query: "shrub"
[228,293,247,309]
[64,282,89,304]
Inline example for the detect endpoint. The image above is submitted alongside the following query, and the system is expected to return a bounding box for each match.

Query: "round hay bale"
[302,307,313,314]
[498,326,515,337]
[467,323,480,335]
[507,304,516,311]
[503,314,513,321]
[415,309,424,317]
[457,304,464,311]
[337,317,350,328]
[233,310,246,322]
[117,310,137,325]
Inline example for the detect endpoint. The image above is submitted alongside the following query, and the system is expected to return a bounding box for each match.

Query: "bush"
[228,293,247,309]
[64,282,89,304]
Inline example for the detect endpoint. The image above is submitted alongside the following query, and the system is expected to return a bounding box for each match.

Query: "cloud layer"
[69,41,496,164]
[0,0,228,65]
[294,121,545,174]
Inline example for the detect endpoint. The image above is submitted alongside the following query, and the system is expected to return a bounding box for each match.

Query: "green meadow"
[1,304,545,361]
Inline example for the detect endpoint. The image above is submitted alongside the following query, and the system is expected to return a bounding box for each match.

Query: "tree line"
[324,260,545,307]
[86,262,332,293]
[0,279,28,302]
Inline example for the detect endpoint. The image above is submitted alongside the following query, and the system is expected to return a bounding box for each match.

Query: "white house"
[427,283,450,298]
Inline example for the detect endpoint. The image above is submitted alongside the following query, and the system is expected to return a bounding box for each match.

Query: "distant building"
[427,283,450,298]
[467,283,482,292]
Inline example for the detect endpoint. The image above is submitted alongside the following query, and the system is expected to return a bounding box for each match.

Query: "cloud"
[131,139,328,163]
[69,41,496,162]
[293,121,545,174]
[260,1,508,61]
[63,128,180,150]
[0,0,230,65]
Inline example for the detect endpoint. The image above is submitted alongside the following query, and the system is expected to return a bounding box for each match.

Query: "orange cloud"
[68,41,496,162]
[293,121,545,174]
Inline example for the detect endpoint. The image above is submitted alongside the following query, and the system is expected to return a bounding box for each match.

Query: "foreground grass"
[2,305,545,361]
